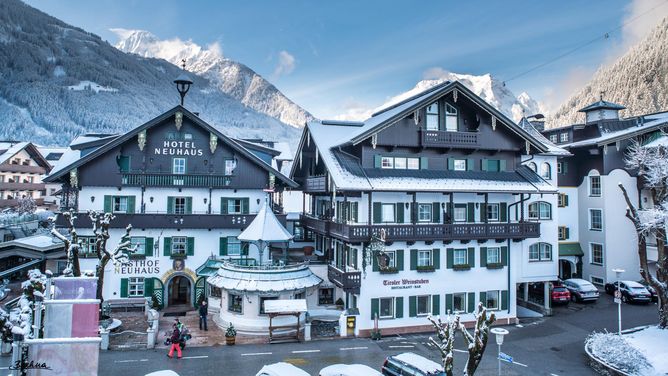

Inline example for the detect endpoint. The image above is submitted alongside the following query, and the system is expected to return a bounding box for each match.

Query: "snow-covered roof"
[263,299,307,313]
[319,364,383,376]
[256,362,310,376]
[578,99,626,112]
[0,142,29,164]
[517,118,570,156]
[564,114,668,148]
[393,353,444,374]
[238,201,293,243]
[207,262,322,292]
[45,148,84,181]
[642,135,668,148]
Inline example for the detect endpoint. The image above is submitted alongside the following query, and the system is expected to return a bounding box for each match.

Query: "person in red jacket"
[167,323,182,359]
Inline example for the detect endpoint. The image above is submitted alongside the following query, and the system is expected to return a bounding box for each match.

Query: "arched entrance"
[168,276,192,306]
[559,259,574,280]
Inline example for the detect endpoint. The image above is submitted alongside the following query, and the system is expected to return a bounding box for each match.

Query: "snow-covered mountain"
[0,0,301,147]
[547,17,668,128]
[377,72,544,122]
[112,29,313,129]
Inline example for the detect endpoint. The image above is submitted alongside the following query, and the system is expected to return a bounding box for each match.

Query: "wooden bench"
[106,297,147,313]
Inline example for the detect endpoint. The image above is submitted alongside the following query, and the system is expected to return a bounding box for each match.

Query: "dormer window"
[426,103,439,130]
[445,104,458,132]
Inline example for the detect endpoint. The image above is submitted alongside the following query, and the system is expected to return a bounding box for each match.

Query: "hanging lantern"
[175,111,183,131]
[138,130,147,151]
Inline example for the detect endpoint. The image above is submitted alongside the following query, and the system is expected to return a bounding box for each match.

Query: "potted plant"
[335,298,345,310]
[225,323,237,345]
[370,328,382,340]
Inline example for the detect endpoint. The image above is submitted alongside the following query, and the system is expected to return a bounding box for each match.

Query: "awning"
[207,262,322,293]
[195,259,225,277]
[559,242,584,257]
[264,299,307,314]
[238,201,293,243]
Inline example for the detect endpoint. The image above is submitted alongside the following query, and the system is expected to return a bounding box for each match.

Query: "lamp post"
[612,268,625,335]
[490,327,509,376]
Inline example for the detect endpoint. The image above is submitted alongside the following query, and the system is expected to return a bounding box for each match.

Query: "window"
[590,276,604,286]
[558,226,569,240]
[384,250,396,268]
[183,133,193,140]
[453,293,466,313]
[379,297,394,319]
[426,103,439,130]
[486,247,501,264]
[227,237,241,255]
[79,237,97,257]
[172,158,186,174]
[529,243,552,261]
[131,237,146,256]
[453,159,467,171]
[445,104,458,132]
[113,196,128,213]
[549,134,558,143]
[541,163,551,179]
[453,249,467,266]
[560,133,568,143]
[591,243,604,265]
[381,204,395,223]
[418,204,432,222]
[528,202,551,220]
[227,199,243,214]
[558,193,568,207]
[485,159,501,172]
[416,295,431,316]
[228,293,243,313]
[417,250,432,267]
[318,288,334,305]
[394,157,407,169]
[407,158,420,170]
[485,290,500,310]
[590,209,602,231]
[528,162,537,172]
[557,162,562,174]
[486,204,499,222]
[174,197,186,215]
[225,159,237,175]
[381,157,394,169]
[171,236,187,256]
[259,296,278,314]
[128,277,144,297]
[453,204,467,222]
[589,176,601,196]
[294,291,305,300]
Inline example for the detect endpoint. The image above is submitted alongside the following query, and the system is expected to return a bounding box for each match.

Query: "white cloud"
[422,67,450,80]
[273,50,296,78]
[621,0,668,50]
[332,99,375,121]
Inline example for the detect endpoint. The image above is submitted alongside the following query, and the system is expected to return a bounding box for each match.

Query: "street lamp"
[612,268,625,335]
[490,327,509,376]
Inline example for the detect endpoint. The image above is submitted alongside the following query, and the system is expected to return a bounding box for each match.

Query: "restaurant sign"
[383,278,429,290]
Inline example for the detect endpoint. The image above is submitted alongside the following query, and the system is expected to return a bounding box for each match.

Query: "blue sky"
[25,0,668,119]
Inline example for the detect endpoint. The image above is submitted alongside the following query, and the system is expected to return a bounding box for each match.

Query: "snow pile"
[624,326,668,374]
[67,81,118,93]
[586,331,655,375]
[394,352,443,374]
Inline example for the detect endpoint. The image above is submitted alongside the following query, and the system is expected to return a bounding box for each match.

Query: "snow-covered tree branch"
[49,210,82,277]
[9,269,47,339]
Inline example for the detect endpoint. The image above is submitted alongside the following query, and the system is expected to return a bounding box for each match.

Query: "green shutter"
[447,158,454,170]
[104,196,112,213]
[372,251,379,272]
[501,290,509,310]
[480,247,487,267]
[445,294,453,314]
[241,242,249,256]
[396,203,404,223]
[242,198,249,214]
[410,249,417,270]
[395,297,404,319]
[480,204,487,222]
[187,237,195,256]
[446,202,453,223]
[127,196,136,214]
[420,157,428,170]
[446,248,454,269]
[221,198,229,214]
[468,247,475,268]
[467,292,475,313]
[432,202,440,223]
[374,155,382,168]
[500,203,507,222]
[144,277,154,298]
[219,237,228,256]
[371,298,379,320]
[481,159,488,172]
[396,250,404,271]
[432,294,440,316]
[499,159,507,172]
[501,246,508,266]
[467,203,475,222]
[163,237,171,256]
[118,156,130,172]
[120,278,128,298]
[565,227,570,239]
[373,202,382,223]
[145,238,154,256]
[167,197,175,214]
[564,195,569,206]
[409,296,417,317]
[479,292,487,308]
[185,197,192,214]
[467,159,474,171]
[433,248,440,269]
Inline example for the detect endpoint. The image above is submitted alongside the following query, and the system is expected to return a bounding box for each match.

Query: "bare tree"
[16,197,36,215]
[428,315,457,376]
[50,210,82,277]
[619,140,668,328]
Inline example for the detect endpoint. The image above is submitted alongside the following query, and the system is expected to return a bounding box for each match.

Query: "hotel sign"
[154,141,204,156]
[116,259,160,275]
[383,278,429,290]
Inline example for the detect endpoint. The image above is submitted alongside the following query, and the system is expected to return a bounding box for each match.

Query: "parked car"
[145,371,179,376]
[604,280,652,304]
[563,278,600,302]
[382,352,445,376]
[320,364,383,376]
[550,286,571,305]
[636,279,659,302]
[256,362,310,376]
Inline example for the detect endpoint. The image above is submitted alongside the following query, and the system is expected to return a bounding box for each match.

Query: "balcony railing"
[0,182,46,191]
[58,212,287,229]
[301,215,540,242]
[121,173,231,187]
[327,264,361,294]
[421,129,479,148]
[305,175,327,192]
[0,164,47,174]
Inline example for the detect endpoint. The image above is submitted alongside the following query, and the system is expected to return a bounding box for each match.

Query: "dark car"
[604,280,652,304]
[551,286,571,305]
[636,280,658,302]
[382,353,445,376]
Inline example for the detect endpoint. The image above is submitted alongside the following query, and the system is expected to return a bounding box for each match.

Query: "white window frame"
[418,204,432,222]
[225,159,237,175]
[384,250,396,268]
[416,295,431,316]
[394,157,407,169]
[172,158,186,174]
[589,209,603,231]
[381,204,395,223]
[227,236,242,255]
[558,226,568,240]
[174,197,186,215]
[529,202,552,220]
[228,199,243,214]
[486,203,499,222]
[381,157,394,169]
[171,236,187,256]
[379,297,395,319]
[590,243,604,265]
[453,249,467,266]
[549,134,558,143]
[452,292,466,314]
[485,290,500,310]
[406,158,420,170]
[128,277,144,297]
[558,193,567,207]
[131,237,146,256]
[445,103,458,132]
[453,205,467,222]
[529,242,552,261]
[228,293,243,313]
[426,103,439,130]
[560,132,568,143]
[112,196,128,213]
[528,162,537,172]
[589,176,601,197]
[417,249,432,267]
[486,247,501,264]
[541,163,551,179]
[453,159,467,171]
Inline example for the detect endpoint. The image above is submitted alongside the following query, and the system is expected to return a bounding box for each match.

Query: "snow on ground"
[624,326,668,374]
[67,81,118,93]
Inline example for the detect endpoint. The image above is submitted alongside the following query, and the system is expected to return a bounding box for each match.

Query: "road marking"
[389,345,414,348]
[513,361,528,367]
[181,355,208,359]
[292,349,320,354]
[242,352,273,356]
[453,349,467,353]
[340,346,368,351]
[140,359,149,362]
[401,341,418,345]
[115,360,139,363]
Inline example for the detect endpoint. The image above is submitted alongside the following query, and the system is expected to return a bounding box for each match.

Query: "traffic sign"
[614,290,621,299]
[498,352,513,363]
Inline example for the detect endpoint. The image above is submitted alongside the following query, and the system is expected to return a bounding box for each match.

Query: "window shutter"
[480,247,488,267]
[396,250,404,271]
[219,237,228,256]
[467,203,475,222]
[501,290,509,310]
[221,198,229,214]
[564,195,569,207]
[167,197,175,214]
[187,237,195,256]
[118,156,130,172]
[481,159,488,172]
[163,237,171,256]
[396,203,404,223]
[500,203,507,222]
[420,157,429,170]
[372,251,379,272]
[395,297,404,318]
[479,292,487,308]
[447,158,454,170]
[185,197,192,214]
[468,247,475,268]
[446,248,454,269]
[501,246,508,266]
[374,155,382,168]
[409,296,417,317]
[445,294,453,314]
[479,204,487,222]
[467,292,475,313]
[241,243,249,256]
[127,196,136,214]
[120,278,128,298]
[432,248,440,269]
[446,202,453,223]
[373,202,382,223]
[410,249,417,270]
[352,202,359,222]
[104,196,112,213]
[565,227,570,239]
[370,298,379,320]
[432,294,440,316]
[563,162,568,173]
[145,238,154,257]
[467,159,474,171]
[242,198,249,214]
[144,277,154,298]
[499,159,507,172]
[432,202,440,223]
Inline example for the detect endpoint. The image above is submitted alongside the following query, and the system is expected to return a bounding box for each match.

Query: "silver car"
[563,278,600,302]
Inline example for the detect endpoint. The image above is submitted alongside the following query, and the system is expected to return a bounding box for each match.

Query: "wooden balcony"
[0,164,47,174]
[305,175,327,193]
[121,173,231,188]
[301,214,540,242]
[421,129,479,148]
[0,182,46,191]
[327,264,361,294]
[59,212,287,229]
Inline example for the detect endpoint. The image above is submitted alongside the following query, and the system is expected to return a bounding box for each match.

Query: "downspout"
[506,193,532,315]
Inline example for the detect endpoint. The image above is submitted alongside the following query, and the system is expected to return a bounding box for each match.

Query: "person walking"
[199,300,208,331]
[167,323,182,359]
